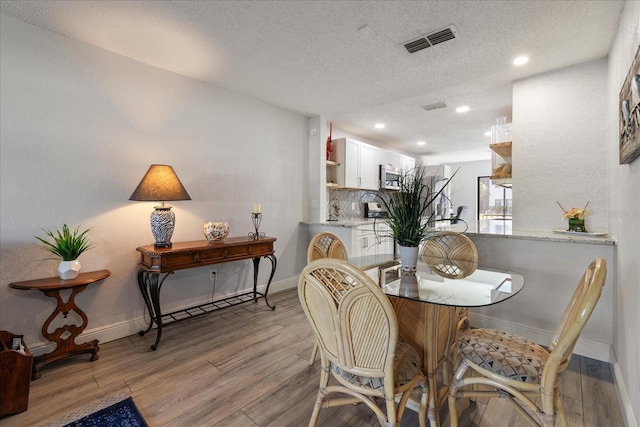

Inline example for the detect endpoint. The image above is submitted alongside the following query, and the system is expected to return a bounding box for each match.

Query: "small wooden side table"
[9,270,110,379]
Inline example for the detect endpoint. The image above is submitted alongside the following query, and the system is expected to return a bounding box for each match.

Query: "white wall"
[512,59,609,233]
[607,1,640,425]
[0,16,308,352]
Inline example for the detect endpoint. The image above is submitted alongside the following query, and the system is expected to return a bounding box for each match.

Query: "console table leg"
[137,270,173,351]
[262,254,277,310]
[252,257,261,303]
[137,270,155,335]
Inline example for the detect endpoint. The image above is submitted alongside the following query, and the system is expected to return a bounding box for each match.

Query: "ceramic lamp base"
[151,206,175,247]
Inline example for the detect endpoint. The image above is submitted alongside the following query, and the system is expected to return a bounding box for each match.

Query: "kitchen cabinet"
[306,222,394,282]
[400,155,416,173]
[359,143,381,189]
[332,138,380,190]
[353,223,393,258]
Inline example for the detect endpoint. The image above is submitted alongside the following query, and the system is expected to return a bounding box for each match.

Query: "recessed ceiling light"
[513,55,529,66]
[484,131,492,137]
[417,141,426,146]
[455,106,470,113]
[374,123,385,129]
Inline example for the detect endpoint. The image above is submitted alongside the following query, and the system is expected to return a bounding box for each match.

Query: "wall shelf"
[490,141,512,185]
[490,141,512,157]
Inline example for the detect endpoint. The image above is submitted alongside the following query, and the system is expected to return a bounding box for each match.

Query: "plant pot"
[58,260,81,280]
[567,218,587,232]
[399,245,419,271]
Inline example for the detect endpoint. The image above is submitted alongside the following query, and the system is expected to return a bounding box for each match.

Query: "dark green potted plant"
[35,224,94,279]
[374,167,457,270]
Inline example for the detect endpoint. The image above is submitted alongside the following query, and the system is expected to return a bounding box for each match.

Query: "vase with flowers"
[557,201,589,232]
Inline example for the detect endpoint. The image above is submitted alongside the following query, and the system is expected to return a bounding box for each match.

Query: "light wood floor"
[1,289,625,426]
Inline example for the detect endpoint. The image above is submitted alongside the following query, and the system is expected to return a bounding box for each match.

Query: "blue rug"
[63,397,148,427]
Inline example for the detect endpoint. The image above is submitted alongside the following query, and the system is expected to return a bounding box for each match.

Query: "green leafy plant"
[374,167,458,247]
[35,224,95,261]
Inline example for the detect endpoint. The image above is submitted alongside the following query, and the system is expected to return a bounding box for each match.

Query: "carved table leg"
[32,285,99,379]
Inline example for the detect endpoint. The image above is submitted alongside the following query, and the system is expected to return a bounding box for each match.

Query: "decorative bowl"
[203,221,229,242]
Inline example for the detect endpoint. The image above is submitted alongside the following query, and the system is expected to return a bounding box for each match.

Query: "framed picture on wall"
[619,45,640,164]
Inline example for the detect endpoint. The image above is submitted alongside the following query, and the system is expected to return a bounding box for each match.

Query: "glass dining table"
[348,254,525,427]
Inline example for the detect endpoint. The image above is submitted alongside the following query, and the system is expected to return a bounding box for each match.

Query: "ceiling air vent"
[422,101,447,112]
[403,25,458,54]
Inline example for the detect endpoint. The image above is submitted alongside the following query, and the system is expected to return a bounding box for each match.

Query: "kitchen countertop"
[302,221,616,245]
[302,219,383,227]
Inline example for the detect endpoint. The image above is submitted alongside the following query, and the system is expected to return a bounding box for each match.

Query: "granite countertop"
[467,229,616,245]
[302,219,381,227]
[302,221,616,245]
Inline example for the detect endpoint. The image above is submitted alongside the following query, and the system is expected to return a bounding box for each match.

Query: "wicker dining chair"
[307,231,349,262]
[421,231,478,280]
[421,231,479,332]
[306,232,349,365]
[447,258,607,427]
[298,258,428,427]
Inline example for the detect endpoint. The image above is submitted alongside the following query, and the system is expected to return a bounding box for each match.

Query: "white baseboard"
[468,313,612,362]
[28,276,299,357]
[611,349,638,427]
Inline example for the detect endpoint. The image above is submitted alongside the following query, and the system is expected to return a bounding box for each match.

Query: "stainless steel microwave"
[380,165,402,190]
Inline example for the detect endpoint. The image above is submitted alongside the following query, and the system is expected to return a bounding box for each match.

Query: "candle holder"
[249,213,265,239]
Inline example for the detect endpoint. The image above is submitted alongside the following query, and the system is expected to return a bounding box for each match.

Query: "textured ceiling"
[0,0,624,162]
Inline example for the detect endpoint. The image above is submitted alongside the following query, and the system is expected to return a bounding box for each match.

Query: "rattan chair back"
[421,231,478,279]
[307,232,348,263]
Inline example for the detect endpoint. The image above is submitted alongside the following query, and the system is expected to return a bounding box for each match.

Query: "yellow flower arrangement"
[557,201,589,219]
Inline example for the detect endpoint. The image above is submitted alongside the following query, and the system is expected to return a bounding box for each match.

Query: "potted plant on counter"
[374,167,457,271]
[35,224,95,279]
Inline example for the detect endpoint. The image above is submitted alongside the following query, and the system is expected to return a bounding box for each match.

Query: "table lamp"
[129,164,191,247]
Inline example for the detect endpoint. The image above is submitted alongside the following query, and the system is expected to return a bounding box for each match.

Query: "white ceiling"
[0,0,624,162]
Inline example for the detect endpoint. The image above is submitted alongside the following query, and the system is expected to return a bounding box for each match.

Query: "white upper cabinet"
[331,137,415,190]
[333,138,380,190]
[359,143,381,190]
[399,155,416,173]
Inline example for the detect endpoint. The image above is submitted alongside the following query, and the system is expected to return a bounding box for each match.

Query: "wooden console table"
[136,237,277,350]
[9,270,111,379]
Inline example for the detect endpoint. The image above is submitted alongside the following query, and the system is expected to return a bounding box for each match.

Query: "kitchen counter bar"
[301,221,616,245]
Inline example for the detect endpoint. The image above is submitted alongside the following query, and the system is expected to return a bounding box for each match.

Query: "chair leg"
[555,386,568,427]
[447,360,469,427]
[308,390,325,427]
[309,341,318,365]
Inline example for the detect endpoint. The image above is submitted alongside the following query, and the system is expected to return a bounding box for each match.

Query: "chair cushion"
[332,338,422,390]
[457,328,549,384]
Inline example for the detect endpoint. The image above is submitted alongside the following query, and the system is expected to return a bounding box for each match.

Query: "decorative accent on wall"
[619,45,640,164]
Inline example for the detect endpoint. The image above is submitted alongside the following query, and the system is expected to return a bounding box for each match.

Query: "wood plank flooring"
[1,289,625,426]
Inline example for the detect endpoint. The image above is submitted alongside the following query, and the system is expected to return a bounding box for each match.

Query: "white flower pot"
[58,260,81,280]
[399,245,419,271]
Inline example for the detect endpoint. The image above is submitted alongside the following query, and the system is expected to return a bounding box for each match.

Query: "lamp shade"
[129,164,191,202]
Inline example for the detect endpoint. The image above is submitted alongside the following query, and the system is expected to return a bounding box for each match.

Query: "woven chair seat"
[457,329,549,384]
[332,338,423,390]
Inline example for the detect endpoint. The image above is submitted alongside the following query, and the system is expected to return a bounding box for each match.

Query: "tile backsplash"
[327,189,379,220]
